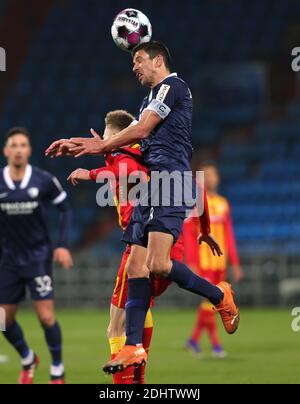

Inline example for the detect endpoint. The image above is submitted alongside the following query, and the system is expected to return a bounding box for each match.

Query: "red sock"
[133,309,153,384]
[191,305,206,342]
[111,353,135,384]
[133,326,153,384]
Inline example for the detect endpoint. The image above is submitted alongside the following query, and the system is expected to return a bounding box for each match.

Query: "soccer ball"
[111,8,152,52]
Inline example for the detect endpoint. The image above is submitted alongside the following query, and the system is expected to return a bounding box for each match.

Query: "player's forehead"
[6,133,30,146]
[204,165,219,176]
[133,50,150,63]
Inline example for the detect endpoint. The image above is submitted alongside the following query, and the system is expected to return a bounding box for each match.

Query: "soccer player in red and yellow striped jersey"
[183,162,243,357]
[68,110,153,383]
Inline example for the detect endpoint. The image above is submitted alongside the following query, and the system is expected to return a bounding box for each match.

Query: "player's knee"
[38,312,55,328]
[0,307,16,328]
[5,315,15,329]
[126,259,149,278]
[147,257,170,278]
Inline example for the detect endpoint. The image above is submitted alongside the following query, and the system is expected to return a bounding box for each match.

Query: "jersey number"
[34,276,53,297]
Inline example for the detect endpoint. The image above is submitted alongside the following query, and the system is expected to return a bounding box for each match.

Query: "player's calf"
[42,321,65,382]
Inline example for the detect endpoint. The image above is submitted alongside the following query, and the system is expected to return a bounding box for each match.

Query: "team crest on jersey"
[156,84,170,103]
[28,187,39,199]
[111,152,122,158]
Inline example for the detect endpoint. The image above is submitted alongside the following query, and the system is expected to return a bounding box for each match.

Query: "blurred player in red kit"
[184,162,243,357]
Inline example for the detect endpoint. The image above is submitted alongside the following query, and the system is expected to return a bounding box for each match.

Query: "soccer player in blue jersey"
[0,127,73,384]
[46,41,239,373]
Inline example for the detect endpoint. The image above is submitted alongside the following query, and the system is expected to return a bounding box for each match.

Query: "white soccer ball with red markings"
[111,8,152,52]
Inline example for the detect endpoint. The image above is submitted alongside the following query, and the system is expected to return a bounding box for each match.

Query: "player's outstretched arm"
[53,198,73,270]
[68,110,161,158]
[67,168,91,186]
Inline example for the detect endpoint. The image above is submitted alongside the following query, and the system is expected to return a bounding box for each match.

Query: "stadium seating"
[0,0,299,256]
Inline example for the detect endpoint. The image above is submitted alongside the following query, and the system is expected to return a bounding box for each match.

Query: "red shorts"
[199,269,226,286]
[111,234,184,309]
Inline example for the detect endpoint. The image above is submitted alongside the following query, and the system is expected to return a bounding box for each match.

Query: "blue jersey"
[0,164,68,266]
[139,73,193,173]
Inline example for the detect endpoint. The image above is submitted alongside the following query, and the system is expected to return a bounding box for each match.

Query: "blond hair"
[105,110,134,131]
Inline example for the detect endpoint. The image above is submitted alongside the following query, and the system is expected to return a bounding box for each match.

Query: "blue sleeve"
[55,198,72,249]
[45,175,67,205]
[145,80,181,119]
[44,173,71,248]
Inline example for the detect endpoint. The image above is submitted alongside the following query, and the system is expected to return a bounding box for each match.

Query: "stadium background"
[0,0,300,384]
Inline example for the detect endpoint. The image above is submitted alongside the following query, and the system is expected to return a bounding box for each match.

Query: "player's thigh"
[0,304,18,328]
[0,265,26,307]
[107,304,126,338]
[32,299,56,328]
[126,244,149,279]
[146,231,174,276]
[28,260,55,327]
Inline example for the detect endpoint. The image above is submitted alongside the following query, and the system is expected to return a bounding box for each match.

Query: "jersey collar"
[157,72,177,86]
[3,164,32,190]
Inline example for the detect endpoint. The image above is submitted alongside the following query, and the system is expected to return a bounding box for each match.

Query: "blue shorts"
[0,260,54,304]
[123,172,195,247]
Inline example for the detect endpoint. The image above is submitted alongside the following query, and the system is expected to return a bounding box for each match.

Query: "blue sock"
[125,278,151,346]
[43,322,62,366]
[2,321,30,359]
[168,260,224,305]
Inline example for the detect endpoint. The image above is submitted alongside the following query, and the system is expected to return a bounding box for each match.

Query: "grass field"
[0,308,299,384]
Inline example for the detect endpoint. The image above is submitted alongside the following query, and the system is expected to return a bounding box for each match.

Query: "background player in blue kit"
[0,127,73,384]
[45,41,239,373]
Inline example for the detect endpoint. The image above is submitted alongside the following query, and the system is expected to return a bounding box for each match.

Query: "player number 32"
[34,276,53,297]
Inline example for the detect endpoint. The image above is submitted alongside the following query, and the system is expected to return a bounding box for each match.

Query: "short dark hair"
[105,110,134,131]
[5,127,31,145]
[132,41,171,70]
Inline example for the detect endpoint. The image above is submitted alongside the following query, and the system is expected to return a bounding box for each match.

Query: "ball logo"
[125,10,138,18]
[117,15,138,28]
[28,187,39,199]
[0,47,6,72]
